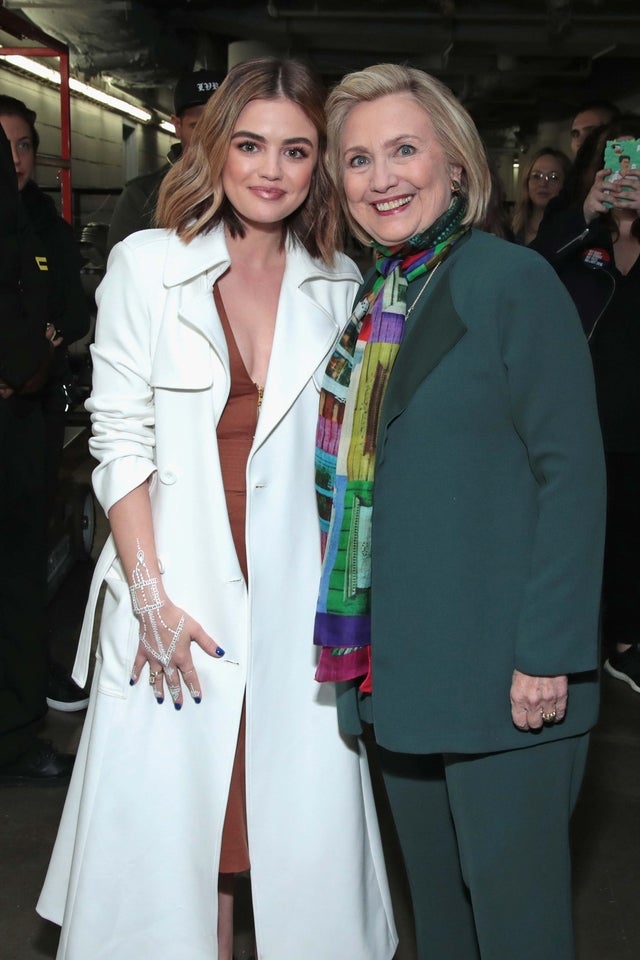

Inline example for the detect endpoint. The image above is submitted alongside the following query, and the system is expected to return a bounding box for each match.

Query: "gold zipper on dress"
[254,383,264,411]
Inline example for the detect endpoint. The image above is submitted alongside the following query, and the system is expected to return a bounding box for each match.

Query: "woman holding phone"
[534,114,640,695]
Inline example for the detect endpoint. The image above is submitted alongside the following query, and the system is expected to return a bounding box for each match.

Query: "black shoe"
[604,645,640,694]
[0,739,75,786]
[47,661,90,712]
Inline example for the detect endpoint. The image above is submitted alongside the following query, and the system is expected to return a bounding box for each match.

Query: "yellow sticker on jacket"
[35,256,48,271]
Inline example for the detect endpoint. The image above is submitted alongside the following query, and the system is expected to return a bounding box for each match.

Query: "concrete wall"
[0,64,174,225]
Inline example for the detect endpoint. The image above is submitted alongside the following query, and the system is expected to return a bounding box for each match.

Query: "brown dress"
[214,285,258,875]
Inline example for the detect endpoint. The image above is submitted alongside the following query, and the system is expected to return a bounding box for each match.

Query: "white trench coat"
[37,227,397,960]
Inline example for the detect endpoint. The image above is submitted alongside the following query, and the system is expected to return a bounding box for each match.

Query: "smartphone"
[603,138,640,206]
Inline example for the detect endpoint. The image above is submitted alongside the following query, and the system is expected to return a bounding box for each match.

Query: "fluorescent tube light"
[1,52,152,122]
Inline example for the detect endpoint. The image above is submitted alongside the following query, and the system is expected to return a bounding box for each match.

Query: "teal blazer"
[338,230,606,754]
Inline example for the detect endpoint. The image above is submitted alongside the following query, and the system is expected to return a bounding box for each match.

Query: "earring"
[450,179,461,195]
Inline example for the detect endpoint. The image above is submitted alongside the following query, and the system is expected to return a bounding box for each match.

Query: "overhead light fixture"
[159,120,175,134]
[0,51,152,123]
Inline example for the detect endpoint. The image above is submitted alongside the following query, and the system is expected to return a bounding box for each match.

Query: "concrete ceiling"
[3,0,640,150]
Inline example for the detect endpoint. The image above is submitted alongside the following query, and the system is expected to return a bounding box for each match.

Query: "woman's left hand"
[510,669,567,731]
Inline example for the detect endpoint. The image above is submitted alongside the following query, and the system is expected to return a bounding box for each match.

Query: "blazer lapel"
[380,254,467,438]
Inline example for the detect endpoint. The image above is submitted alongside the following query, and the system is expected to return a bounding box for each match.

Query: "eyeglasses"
[529,171,561,183]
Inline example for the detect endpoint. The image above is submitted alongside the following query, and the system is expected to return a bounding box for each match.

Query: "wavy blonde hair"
[325,63,491,245]
[156,58,342,263]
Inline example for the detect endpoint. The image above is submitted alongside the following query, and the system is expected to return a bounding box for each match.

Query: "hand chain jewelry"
[182,669,201,701]
[130,544,184,669]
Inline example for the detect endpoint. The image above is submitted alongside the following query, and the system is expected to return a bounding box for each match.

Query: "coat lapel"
[379,252,467,444]
[253,246,360,448]
[150,229,359,433]
[150,230,231,402]
[167,228,231,360]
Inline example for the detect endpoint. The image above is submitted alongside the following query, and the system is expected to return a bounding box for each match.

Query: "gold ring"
[541,710,557,723]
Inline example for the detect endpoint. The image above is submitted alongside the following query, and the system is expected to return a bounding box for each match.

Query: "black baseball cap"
[173,70,223,116]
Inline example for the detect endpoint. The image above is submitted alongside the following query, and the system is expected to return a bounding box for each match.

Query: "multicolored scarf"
[314,196,468,688]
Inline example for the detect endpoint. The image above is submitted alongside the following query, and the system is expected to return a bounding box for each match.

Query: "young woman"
[511,146,571,244]
[38,58,397,960]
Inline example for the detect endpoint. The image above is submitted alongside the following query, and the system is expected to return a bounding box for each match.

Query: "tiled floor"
[1,433,638,959]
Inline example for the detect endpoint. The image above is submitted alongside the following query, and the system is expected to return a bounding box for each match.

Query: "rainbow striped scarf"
[314,197,467,686]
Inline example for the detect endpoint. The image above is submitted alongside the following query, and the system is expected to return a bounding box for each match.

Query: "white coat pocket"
[96,571,140,698]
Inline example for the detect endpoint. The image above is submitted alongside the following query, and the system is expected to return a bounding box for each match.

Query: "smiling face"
[340,93,461,247]
[0,113,35,191]
[221,97,319,234]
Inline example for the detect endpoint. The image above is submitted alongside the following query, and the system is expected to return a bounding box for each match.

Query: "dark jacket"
[20,181,90,352]
[0,128,50,389]
[531,205,616,340]
[532,205,640,452]
[106,142,182,253]
[338,230,606,755]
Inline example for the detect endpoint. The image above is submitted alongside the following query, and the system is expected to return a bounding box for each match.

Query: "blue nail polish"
[216,646,225,657]
[174,702,182,711]
[194,697,201,704]
[130,678,135,686]
[156,697,164,704]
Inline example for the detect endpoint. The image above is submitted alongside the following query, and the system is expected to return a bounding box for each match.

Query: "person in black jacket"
[0,96,91,717]
[533,114,640,695]
[0,124,75,784]
[106,69,222,252]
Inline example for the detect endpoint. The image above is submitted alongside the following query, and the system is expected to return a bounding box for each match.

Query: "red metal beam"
[0,6,73,222]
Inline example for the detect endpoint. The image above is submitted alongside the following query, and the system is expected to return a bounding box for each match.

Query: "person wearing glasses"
[511,147,571,245]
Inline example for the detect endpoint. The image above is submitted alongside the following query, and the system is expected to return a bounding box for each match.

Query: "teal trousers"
[377,733,590,960]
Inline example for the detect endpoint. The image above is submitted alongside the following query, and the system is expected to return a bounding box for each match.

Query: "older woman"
[511,146,571,244]
[37,59,396,960]
[315,64,606,960]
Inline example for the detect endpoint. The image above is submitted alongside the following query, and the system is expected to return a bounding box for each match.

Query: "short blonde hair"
[326,63,491,244]
[156,58,342,263]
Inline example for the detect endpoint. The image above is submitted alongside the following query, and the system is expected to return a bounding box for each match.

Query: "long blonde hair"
[511,147,571,239]
[156,58,342,263]
[325,63,491,245]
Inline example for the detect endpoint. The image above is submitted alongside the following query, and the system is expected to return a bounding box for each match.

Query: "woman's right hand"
[130,598,225,709]
[583,168,614,223]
